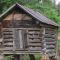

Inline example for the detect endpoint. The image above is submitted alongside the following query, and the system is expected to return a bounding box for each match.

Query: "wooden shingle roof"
[0,3,59,27]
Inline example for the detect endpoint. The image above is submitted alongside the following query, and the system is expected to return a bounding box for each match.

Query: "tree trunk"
[13,54,24,60]
[19,54,24,60]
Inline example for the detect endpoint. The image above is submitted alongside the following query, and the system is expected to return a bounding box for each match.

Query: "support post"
[19,54,24,60]
[12,54,24,60]
[29,54,35,60]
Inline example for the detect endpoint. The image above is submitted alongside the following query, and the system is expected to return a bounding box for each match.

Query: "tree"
[57,2,60,16]
[0,0,4,14]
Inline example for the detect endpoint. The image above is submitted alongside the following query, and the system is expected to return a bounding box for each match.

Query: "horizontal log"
[46,49,55,52]
[3,30,13,32]
[29,47,41,51]
[28,34,42,37]
[46,47,55,49]
[28,29,42,31]
[3,42,13,45]
[3,50,41,54]
[4,41,13,43]
[46,51,56,53]
[28,32,42,34]
[3,47,13,50]
[45,31,56,35]
[3,37,13,39]
[44,38,56,42]
[46,45,56,47]
[4,45,13,47]
[28,36,42,39]
[28,43,42,47]
[3,33,13,35]
[29,40,42,43]
[47,53,56,56]
[3,35,14,38]
[3,28,13,30]
[45,41,56,44]
[46,49,56,51]
[3,39,13,41]
[45,28,57,32]
[44,34,56,38]
[45,39,56,42]
[44,38,55,40]
[46,43,55,45]
[29,37,42,39]
[46,45,56,48]
[3,32,13,35]
[2,27,41,30]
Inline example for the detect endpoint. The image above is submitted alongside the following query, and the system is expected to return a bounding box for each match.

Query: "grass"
[35,54,41,60]
[4,56,12,60]
[4,54,41,60]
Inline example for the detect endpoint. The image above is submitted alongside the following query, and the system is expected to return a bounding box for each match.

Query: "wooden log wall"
[1,21,57,55]
[3,28,14,51]
[0,22,3,54]
[2,20,40,28]
[2,28,43,51]
[27,28,43,51]
[42,28,57,56]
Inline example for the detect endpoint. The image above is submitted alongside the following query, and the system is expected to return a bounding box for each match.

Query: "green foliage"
[24,55,30,60]
[4,56,12,60]
[0,0,30,13]
[25,0,60,23]
[4,55,41,60]
[35,54,41,60]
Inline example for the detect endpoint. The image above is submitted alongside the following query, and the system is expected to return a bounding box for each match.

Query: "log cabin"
[0,3,59,60]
